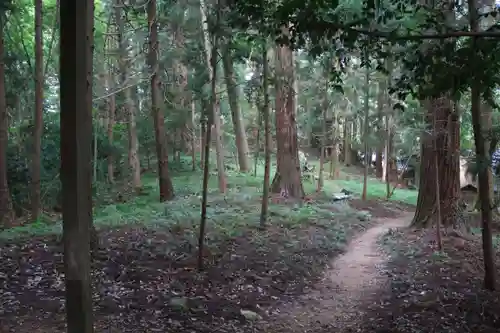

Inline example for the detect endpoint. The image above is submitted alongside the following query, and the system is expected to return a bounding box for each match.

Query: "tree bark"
[0,17,14,228]
[60,0,94,330]
[412,96,460,228]
[172,16,188,156]
[222,46,250,172]
[148,0,174,201]
[115,1,141,190]
[469,0,496,290]
[105,72,115,184]
[32,0,43,221]
[362,59,370,200]
[317,69,328,192]
[270,27,304,198]
[200,0,226,193]
[343,117,352,165]
[260,45,271,228]
[191,99,196,171]
[329,110,340,179]
[375,72,386,179]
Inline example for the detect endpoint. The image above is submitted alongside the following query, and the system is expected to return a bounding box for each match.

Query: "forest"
[0,0,500,332]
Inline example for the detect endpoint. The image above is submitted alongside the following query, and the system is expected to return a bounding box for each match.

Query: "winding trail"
[269,212,414,332]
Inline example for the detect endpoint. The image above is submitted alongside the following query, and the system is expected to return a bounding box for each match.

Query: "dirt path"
[267,212,414,332]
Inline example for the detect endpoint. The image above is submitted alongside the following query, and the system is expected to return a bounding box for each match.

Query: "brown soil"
[354,228,500,333]
[348,198,413,218]
[0,201,372,333]
[263,212,414,332]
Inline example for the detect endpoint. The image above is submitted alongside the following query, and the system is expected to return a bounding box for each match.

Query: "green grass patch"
[1,155,410,241]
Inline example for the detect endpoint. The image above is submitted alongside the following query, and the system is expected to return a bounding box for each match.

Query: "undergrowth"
[0,156,418,241]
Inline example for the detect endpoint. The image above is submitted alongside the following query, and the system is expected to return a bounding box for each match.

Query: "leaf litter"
[351,227,500,333]
[0,197,381,332]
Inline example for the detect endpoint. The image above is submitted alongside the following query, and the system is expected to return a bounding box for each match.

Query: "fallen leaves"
[355,228,500,333]
[0,213,354,332]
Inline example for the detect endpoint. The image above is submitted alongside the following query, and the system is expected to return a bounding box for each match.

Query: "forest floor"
[0,160,499,332]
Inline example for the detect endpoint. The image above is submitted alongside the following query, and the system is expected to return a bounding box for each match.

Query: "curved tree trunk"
[412,96,460,228]
[270,28,304,198]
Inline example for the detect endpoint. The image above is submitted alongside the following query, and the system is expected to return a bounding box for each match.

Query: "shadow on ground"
[0,196,387,333]
[353,228,500,333]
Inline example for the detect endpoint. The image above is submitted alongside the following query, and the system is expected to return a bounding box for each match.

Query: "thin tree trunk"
[198,0,221,270]
[385,112,391,199]
[60,0,94,329]
[260,45,271,229]
[317,71,328,192]
[148,0,174,201]
[115,1,141,190]
[344,117,352,165]
[375,75,385,179]
[200,0,226,193]
[362,59,370,201]
[191,99,196,171]
[222,46,250,172]
[330,110,340,179]
[32,0,43,221]
[254,108,261,177]
[105,72,115,184]
[0,18,14,228]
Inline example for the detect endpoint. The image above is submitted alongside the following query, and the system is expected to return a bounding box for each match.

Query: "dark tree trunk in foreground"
[412,96,461,228]
[0,17,14,228]
[469,0,496,290]
[270,27,304,198]
[148,0,174,201]
[32,0,43,222]
[60,0,94,330]
[259,46,271,228]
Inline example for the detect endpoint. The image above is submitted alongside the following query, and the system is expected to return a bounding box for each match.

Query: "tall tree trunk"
[375,75,386,179]
[469,0,496,290]
[384,111,391,198]
[362,58,370,200]
[0,18,14,228]
[222,46,250,172]
[343,117,352,165]
[60,0,94,330]
[191,98,196,171]
[329,110,340,179]
[260,45,271,228]
[105,72,115,184]
[115,1,141,190]
[317,70,328,192]
[200,0,226,193]
[172,16,188,157]
[383,56,393,196]
[147,0,174,201]
[412,96,460,228]
[32,0,43,221]
[270,27,304,198]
